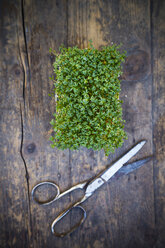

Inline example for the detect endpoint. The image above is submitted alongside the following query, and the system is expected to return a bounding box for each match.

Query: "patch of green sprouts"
[49,42,127,156]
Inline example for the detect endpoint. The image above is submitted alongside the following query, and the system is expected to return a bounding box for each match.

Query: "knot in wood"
[26,143,36,154]
[123,50,150,81]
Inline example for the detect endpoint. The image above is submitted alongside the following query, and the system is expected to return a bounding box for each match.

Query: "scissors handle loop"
[51,204,86,237]
[31,181,60,205]
[32,181,87,205]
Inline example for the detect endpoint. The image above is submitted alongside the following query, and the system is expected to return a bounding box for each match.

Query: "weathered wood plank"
[68,0,154,247]
[152,0,165,247]
[2,0,165,247]
[0,0,31,247]
[20,0,72,247]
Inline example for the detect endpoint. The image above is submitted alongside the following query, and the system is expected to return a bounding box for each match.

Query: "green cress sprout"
[49,42,127,156]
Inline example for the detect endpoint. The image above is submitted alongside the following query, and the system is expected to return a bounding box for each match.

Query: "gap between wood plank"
[17,0,33,245]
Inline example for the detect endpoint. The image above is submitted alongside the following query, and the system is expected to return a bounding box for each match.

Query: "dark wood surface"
[0,0,164,247]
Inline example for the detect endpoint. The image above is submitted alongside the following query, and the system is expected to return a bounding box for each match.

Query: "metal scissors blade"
[112,156,152,180]
[84,140,146,197]
[101,140,146,182]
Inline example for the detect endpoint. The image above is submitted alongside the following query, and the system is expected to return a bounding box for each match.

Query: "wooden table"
[0,0,165,247]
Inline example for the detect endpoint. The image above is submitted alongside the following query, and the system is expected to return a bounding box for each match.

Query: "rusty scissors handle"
[31,181,86,205]
[51,195,88,237]
[31,180,88,237]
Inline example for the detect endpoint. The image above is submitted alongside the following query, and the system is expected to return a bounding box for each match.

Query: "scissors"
[32,140,150,237]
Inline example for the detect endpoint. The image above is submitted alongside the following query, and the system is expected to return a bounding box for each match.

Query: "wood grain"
[19,0,72,247]
[0,0,165,247]
[152,0,165,247]
[0,0,31,247]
